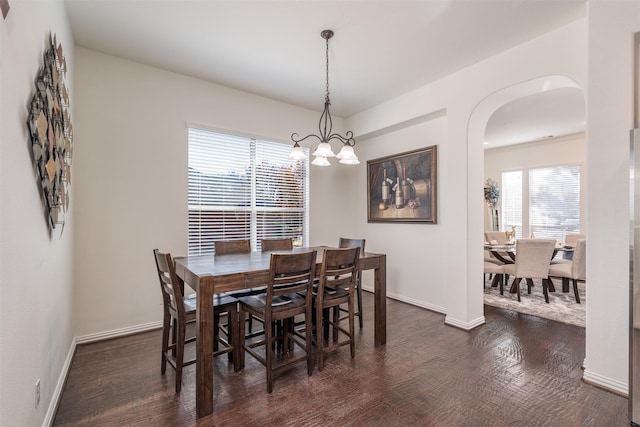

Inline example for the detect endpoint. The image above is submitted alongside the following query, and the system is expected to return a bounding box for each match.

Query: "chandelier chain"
[325,35,330,102]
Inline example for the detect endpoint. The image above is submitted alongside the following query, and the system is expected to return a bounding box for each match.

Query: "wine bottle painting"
[367,146,437,223]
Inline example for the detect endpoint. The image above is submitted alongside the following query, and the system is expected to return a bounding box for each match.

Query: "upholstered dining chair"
[484,231,511,266]
[261,238,293,252]
[502,239,556,303]
[338,237,365,328]
[484,261,505,293]
[548,238,586,303]
[153,249,239,392]
[562,233,586,261]
[237,250,317,393]
[312,247,360,371]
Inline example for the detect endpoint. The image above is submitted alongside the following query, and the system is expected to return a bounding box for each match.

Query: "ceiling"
[64,0,587,144]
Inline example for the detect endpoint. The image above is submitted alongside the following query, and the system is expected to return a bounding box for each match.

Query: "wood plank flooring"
[53,294,628,426]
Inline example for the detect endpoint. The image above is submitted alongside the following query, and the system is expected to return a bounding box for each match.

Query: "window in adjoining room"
[188,127,309,255]
[501,164,580,241]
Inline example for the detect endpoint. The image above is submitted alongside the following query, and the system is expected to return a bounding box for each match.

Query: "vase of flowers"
[484,178,500,231]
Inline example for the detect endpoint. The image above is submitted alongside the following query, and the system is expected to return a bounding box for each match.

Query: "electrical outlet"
[35,379,40,409]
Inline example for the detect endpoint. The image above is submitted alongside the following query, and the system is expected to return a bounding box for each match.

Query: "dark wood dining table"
[174,246,387,418]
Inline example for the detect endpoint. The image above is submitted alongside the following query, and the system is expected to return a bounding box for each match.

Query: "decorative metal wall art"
[26,33,73,232]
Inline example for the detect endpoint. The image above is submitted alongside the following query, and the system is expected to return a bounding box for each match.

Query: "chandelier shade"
[290,29,358,166]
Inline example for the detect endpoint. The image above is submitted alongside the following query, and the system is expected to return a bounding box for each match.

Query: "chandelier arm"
[291,132,322,144]
[327,132,356,146]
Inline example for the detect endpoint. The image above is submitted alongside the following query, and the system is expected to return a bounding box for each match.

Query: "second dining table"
[484,242,575,293]
[174,246,387,419]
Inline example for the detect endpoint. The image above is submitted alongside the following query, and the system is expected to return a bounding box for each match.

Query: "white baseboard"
[44,321,163,426]
[75,320,162,344]
[445,315,486,330]
[43,337,77,427]
[362,286,448,315]
[583,368,629,396]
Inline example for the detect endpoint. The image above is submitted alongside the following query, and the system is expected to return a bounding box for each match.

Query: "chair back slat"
[261,238,293,252]
[267,251,316,301]
[153,249,185,318]
[215,240,251,255]
[318,247,361,298]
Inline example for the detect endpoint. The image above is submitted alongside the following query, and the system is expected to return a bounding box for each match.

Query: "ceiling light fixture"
[289,29,358,166]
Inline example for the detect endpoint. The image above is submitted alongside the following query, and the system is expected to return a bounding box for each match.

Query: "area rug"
[483,277,585,328]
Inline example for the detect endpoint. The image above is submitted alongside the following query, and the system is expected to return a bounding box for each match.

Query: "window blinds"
[188,128,309,255]
[501,170,523,239]
[529,165,580,242]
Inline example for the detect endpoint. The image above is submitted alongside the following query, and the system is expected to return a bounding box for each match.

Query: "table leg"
[196,282,215,418]
[374,254,386,346]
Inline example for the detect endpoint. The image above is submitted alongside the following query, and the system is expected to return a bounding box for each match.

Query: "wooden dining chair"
[237,250,317,393]
[214,239,251,255]
[548,238,586,303]
[312,246,360,371]
[261,238,293,252]
[338,237,365,328]
[153,249,239,392]
[214,239,265,337]
[502,239,556,303]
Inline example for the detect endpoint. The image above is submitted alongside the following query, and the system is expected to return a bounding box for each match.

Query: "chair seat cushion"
[503,264,516,276]
[238,293,306,314]
[484,262,504,274]
[548,263,572,278]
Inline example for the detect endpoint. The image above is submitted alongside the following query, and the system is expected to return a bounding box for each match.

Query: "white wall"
[583,0,640,394]
[347,20,586,331]
[0,1,74,426]
[484,133,587,236]
[73,48,337,337]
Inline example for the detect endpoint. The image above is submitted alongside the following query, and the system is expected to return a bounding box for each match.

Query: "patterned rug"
[483,276,585,328]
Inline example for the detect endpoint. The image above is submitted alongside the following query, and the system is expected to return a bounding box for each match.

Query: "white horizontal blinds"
[501,170,523,238]
[188,129,252,255]
[529,165,580,242]
[254,139,308,250]
[188,128,309,255]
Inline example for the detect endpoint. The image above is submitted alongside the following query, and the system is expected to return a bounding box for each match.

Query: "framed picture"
[367,145,437,223]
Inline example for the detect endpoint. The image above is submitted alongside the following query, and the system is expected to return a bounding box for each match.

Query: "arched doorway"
[468,75,586,321]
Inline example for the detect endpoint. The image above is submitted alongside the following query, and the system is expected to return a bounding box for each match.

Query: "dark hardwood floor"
[53,293,628,426]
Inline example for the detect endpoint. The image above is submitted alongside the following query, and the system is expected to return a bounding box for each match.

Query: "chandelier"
[289,29,359,166]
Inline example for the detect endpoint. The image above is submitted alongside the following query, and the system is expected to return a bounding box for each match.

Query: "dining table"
[484,243,575,293]
[173,246,387,418]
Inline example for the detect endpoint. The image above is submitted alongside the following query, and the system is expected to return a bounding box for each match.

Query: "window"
[501,164,580,241]
[529,165,580,241]
[188,128,309,255]
[501,170,523,239]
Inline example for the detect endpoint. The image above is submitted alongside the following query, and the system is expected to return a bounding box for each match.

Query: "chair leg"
[317,304,325,372]
[175,319,186,393]
[238,308,246,371]
[542,278,550,303]
[265,317,274,393]
[305,309,313,376]
[572,279,581,303]
[526,278,534,294]
[332,306,340,342]
[161,313,170,374]
[349,299,355,359]
[515,277,522,302]
[356,277,363,329]
[230,307,240,372]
